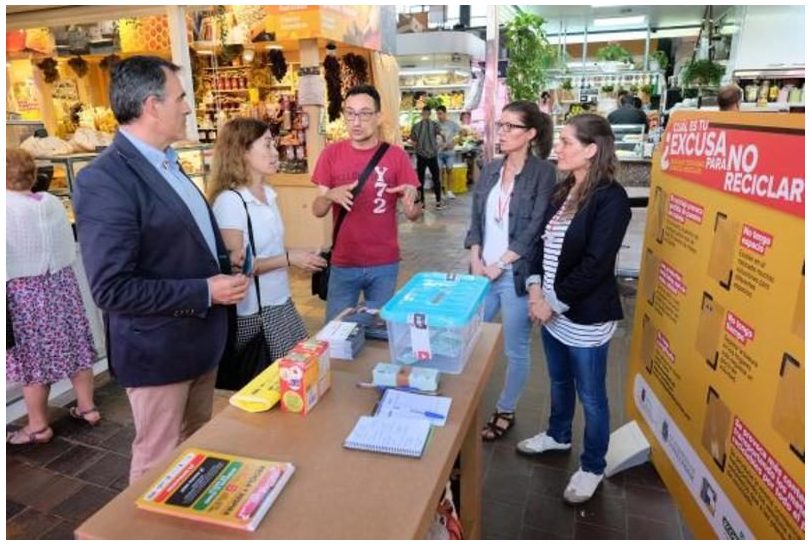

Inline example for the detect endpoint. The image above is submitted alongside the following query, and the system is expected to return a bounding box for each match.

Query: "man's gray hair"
[109,55,181,124]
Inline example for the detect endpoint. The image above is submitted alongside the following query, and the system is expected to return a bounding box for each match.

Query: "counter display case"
[36,143,215,222]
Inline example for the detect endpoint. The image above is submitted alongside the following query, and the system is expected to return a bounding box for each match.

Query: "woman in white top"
[464,101,556,441]
[6,149,99,445]
[516,114,631,505]
[208,119,326,381]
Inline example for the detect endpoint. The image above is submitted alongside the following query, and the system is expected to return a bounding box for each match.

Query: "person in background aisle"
[74,56,250,483]
[607,93,649,132]
[517,114,631,504]
[539,91,554,115]
[410,105,446,209]
[464,101,557,441]
[311,84,421,322]
[436,105,461,200]
[717,84,742,111]
[209,118,325,366]
[6,148,100,445]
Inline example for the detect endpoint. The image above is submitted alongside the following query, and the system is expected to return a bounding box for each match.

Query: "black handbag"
[215,190,271,391]
[311,142,390,301]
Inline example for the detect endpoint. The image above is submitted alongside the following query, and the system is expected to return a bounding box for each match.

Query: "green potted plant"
[504,12,557,100]
[559,77,576,101]
[650,50,669,72]
[601,84,615,95]
[595,43,633,66]
[681,59,725,88]
[640,83,655,97]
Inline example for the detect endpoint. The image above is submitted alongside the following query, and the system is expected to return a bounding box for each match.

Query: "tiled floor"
[6,190,692,539]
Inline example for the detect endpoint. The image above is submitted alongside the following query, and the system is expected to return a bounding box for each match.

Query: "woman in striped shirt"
[516,114,631,504]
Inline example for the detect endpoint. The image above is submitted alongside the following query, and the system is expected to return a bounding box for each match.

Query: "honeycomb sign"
[628,111,804,539]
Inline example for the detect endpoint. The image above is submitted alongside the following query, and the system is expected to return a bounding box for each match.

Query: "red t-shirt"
[312,140,419,267]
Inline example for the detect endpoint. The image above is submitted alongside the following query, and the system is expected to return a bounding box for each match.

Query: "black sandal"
[481,410,515,441]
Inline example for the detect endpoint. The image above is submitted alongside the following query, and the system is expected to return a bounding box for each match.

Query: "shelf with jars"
[733,68,804,111]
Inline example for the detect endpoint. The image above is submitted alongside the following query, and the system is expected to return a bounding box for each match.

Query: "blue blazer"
[74,132,230,387]
[529,181,631,324]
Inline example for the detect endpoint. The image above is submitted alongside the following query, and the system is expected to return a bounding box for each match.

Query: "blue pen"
[412,409,444,420]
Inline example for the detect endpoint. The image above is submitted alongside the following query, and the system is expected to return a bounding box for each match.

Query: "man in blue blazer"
[74,56,249,483]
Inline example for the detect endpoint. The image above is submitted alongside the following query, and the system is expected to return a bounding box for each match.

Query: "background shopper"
[410,105,445,209]
[436,105,461,200]
[517,114,631,504]
[464,101,556,441]
[6,148,99,445]
[209,118,325,366]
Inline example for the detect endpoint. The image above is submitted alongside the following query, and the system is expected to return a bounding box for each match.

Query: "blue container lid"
[380,272,490,327]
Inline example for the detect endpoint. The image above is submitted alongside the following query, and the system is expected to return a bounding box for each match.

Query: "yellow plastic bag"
[229,360,281,413]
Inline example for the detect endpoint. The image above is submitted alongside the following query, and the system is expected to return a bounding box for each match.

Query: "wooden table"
[75,324,502,539]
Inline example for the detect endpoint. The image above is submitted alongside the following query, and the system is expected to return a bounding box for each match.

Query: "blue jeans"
[542,327,610,474]
[438,151,455,170]
[325,263,399,323]
[483,271,531,413]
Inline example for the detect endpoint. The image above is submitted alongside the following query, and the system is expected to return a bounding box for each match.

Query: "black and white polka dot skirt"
[235,298,309,362]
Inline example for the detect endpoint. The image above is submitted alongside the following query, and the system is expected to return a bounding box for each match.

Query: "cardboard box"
[293,339,331,398]
[279,350,321,415]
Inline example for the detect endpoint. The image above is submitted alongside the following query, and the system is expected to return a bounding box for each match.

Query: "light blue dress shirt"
[119,129,218,259]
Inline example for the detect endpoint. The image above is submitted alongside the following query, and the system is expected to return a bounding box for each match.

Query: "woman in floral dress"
[6,148,99,444]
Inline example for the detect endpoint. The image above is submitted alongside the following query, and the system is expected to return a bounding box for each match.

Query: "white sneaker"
[516,431,572,456]
[563,468,604,504]
[446,190,456,199]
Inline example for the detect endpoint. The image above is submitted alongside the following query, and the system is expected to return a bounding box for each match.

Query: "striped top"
[542,198,617,347]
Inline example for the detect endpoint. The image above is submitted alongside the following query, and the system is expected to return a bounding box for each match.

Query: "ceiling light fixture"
[593,15,646,27]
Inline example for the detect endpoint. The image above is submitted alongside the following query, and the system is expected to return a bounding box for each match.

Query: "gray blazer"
[464,155,556,296]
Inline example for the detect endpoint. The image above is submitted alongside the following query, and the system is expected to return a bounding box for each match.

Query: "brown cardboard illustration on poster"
[642,248,661,305]
[792,263,804,339]
[696,292,724,369]
[641,313,657,374]
[701,386,733,471]
[772,353,805,462]
[650,186,667,244]
[707,211,739,290]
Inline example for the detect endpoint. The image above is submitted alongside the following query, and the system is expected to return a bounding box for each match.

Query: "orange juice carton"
[292,339,331,397]
[278,351,320,415]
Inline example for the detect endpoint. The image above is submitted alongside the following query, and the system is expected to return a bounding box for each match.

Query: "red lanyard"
[495,181,512,224]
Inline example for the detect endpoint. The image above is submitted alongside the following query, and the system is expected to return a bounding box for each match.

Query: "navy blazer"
[465,155,556,296]
[74,132,230,387]
[530,181,631,324]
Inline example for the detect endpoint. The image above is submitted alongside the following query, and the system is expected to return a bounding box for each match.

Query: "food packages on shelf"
[70,127,113,152]
[20,135,74,157]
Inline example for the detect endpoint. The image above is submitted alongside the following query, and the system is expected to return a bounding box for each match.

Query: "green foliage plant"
[504,12,557,100]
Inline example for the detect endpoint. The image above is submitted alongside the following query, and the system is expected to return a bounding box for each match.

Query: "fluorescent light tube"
[593,15,646,27]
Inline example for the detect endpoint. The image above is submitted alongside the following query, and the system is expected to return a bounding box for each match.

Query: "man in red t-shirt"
[312,84,421,321]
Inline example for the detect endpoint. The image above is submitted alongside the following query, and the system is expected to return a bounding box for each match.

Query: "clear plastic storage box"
[380,272,490,374]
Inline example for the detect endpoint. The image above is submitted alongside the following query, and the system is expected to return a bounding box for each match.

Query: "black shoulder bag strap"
[229,189,263,311]
[330,142,390,250]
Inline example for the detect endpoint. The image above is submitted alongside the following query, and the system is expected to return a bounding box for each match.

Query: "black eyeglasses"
[343,110,377,122]
[495,122,529,132]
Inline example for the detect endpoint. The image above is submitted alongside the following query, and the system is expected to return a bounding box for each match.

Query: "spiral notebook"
[344,416,432,458]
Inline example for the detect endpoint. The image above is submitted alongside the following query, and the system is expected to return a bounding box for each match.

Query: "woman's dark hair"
[501,100,553,159]
[109,55,181,125]
[552,113,618,211]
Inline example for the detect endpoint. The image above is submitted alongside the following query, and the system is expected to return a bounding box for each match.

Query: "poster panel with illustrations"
[627,111,804,539]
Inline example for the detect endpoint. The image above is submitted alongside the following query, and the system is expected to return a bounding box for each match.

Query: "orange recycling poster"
[627,111,804,539]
